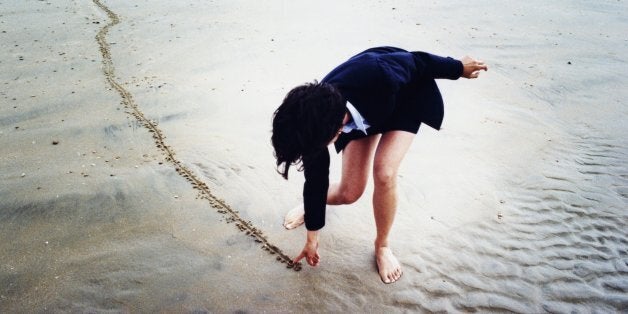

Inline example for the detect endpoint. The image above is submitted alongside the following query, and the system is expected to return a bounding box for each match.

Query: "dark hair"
[271,81,346,179]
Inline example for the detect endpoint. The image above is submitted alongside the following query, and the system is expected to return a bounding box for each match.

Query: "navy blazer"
[302,47,463,230]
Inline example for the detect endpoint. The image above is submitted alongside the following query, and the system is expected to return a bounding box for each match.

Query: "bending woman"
[271,46,487,283]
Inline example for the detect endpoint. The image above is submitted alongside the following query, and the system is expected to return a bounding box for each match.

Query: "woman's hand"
[461,56,488,79]
[293,230,320,267]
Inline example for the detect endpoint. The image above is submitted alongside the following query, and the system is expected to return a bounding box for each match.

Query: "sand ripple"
[402,131,627,312]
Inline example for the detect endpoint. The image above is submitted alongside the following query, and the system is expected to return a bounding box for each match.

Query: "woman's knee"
[373,165,397,189]
[337,186,364,204]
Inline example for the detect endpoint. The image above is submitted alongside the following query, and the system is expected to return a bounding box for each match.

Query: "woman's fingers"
[294,251,320,266]
[471,60,488,72]
[293,252,305,265]
[308,253,320,266]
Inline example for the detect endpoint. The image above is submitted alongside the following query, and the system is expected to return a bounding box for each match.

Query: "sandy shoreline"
[2,0,627,312]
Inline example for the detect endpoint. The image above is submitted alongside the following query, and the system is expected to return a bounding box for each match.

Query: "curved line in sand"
[92,0,300,271]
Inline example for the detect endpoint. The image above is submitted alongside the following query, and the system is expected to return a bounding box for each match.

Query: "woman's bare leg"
[372,131,415,283]
[327,134,380,205]
[283,135,380,229]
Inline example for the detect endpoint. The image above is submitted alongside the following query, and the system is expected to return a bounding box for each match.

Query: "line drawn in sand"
[92,0,301,271]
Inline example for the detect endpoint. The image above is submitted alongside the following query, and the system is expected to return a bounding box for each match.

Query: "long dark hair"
[271,81,345,179]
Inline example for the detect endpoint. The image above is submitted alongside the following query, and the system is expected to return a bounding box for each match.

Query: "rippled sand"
[1,0,626,312]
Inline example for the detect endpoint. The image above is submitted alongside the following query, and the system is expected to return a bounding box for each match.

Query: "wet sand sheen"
[91,0,300,271]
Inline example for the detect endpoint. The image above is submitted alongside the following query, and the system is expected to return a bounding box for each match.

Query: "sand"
[1,0,627,312]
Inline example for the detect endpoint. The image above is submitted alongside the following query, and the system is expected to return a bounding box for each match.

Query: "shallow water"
[1,0,627,312]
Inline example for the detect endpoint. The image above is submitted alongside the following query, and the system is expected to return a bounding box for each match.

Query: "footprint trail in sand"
[92,0,301,271]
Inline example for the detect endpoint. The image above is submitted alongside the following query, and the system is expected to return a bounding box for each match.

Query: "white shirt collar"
[342,101,370,135]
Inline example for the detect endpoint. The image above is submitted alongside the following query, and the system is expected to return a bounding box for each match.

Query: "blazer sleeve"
[302,149,330,231]
[375,50,463,93]
[412,51,463,80]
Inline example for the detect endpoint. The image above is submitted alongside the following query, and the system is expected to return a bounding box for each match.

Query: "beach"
[1,0,627,312]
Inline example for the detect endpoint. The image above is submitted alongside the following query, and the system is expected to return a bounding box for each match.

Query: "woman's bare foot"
[283,204,305,229]
[376,246,402,284]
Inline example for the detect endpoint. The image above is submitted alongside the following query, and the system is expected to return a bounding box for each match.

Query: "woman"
[271,47,487,283]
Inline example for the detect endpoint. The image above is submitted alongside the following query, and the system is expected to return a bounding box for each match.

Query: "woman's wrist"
[306,230,319,244]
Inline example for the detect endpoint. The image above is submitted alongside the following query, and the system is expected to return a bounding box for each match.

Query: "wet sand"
[1,0,627,312]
